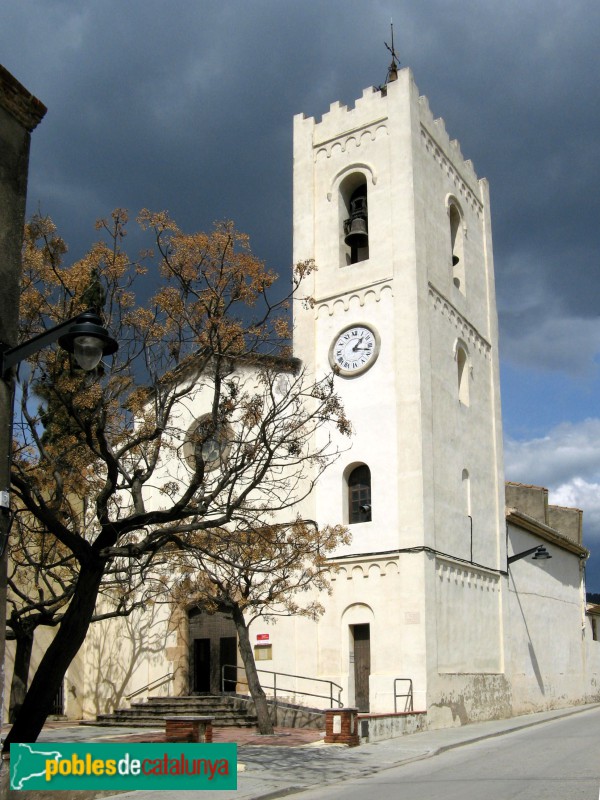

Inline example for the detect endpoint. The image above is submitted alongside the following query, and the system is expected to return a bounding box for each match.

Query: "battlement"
[295,81,389,144]
[417,92,480,187]
[294,67,482,189]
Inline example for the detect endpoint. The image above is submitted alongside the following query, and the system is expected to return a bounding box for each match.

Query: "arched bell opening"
[340,174,369,265]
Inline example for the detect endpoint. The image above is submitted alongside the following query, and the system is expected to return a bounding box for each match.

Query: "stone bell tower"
[291,67,508,719]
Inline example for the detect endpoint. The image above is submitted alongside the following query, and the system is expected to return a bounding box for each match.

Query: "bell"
[344,217,369,249]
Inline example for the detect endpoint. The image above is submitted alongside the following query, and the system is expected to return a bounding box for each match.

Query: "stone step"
[146,695,233,703]
[92,713,257,728]
[87,694,258,728]
[144,696,245,707]
[111,707,253,720]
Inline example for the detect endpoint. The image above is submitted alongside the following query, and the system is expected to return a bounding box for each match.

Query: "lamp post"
[0,309,118,378]
[0,308,118,551]
[0,309,118,733]
[507,545,552,566]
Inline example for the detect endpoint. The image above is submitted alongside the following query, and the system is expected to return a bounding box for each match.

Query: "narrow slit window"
[449,203,465,293]
[457,346,470,406]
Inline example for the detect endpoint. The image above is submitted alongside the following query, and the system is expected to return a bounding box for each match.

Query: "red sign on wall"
[256,634,270,641]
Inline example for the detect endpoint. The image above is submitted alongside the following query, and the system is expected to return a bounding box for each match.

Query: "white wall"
[506,523,595,713]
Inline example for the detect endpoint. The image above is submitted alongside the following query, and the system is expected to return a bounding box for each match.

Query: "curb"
[253,702,600,800]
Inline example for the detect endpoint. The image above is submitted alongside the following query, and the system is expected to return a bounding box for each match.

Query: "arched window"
[340,174,369,265]
[456,344,470,406]
[449,201,465,293]
[348,464,372,523]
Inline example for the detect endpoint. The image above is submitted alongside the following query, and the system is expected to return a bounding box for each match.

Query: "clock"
[329,324,380,377]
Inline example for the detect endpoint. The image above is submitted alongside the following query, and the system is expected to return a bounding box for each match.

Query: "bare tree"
[166,512,349,734]
[4,210,350,749]
[5,509,162,722]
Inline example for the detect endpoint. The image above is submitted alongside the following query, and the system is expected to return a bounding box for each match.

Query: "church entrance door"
[188,609,239,694]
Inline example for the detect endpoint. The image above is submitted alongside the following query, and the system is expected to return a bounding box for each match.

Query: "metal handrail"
[221,665,343,708]
[393,677,413,712]
[125,671,175,702]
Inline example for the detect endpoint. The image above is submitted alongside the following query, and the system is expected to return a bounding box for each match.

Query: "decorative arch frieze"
[421,127,483,217]
[315,121,388,162]
[436,558,500,593]
[330,556,399,581]
[428,283,491,358]
[315,282,393,317]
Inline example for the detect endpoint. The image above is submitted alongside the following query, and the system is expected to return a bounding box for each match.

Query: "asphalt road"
[295,706,600,800]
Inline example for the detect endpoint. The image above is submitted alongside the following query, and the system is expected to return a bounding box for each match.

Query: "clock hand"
[352,336,365,352]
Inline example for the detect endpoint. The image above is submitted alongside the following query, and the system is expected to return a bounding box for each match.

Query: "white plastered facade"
[283,68,508,724]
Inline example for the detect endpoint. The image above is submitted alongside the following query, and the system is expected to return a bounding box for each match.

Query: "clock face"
[329,324,380,377]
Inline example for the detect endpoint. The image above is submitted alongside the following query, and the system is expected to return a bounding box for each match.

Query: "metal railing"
[393,678,414,713]
[221,665,343,708]
[125,671,175,702]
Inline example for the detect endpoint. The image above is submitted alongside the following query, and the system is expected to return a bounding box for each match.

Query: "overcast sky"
[2,0,600,589]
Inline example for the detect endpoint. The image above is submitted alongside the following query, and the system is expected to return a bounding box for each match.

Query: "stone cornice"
[0,65,46,132]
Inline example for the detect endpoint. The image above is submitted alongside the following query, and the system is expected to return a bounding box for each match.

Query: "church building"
[5,64,599,730]
[151,65,598,727]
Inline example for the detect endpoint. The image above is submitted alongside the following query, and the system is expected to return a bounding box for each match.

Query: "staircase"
[88,694,259,728]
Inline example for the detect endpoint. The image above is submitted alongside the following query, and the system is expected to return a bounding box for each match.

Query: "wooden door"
[193,638,211,693]
[353,624,370,712]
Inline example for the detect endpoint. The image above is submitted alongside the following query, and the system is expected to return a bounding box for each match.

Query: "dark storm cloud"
[3,1,599,319]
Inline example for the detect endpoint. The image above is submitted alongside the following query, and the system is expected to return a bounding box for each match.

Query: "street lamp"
[0,309,118,552]
[0,309,118,377]
[507,545,552,566]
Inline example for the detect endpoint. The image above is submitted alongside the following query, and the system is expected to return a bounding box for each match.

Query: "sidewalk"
[8,702,600,800]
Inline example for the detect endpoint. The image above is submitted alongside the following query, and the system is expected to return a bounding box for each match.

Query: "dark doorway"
[193,638,211,693]
[352,624,371,712]
[188,609,239,694]
[220,637,238,692]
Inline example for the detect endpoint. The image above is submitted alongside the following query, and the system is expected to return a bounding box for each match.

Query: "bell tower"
[292,67,507,718]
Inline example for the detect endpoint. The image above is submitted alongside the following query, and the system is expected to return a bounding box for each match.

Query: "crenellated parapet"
[420,126,483,215]
[296,84,390,145]
[295,69,485,206]
[419,95,479,183]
